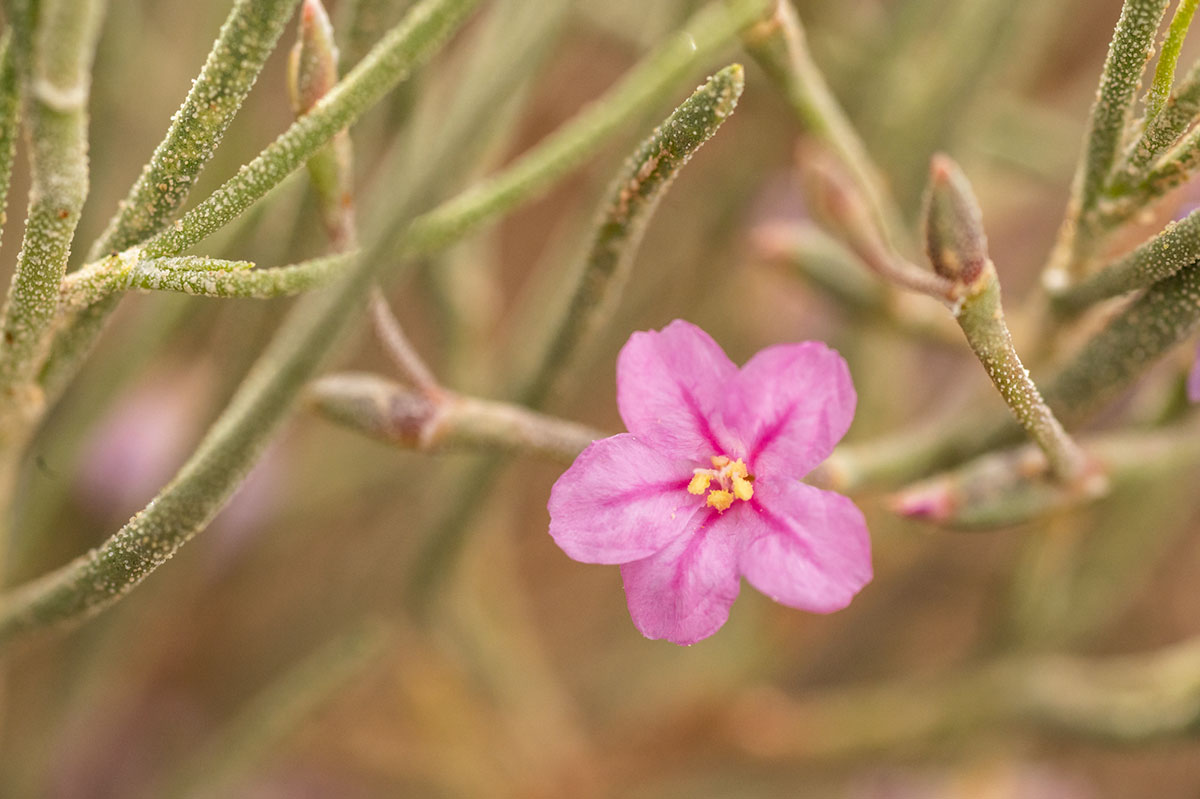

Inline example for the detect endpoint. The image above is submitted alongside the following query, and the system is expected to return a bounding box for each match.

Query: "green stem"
[0,0,482,647]
[1121,56,1200,180]
[34,0,300,413]
[1044,0,1171,280]
[1049,207,1200,313]
[400,0,773,256]
[1045,262,1200,420]
[38,0,475,412]
[142,0,479,260]
[955,272,1089,482]
[155,622,389,799]
[520,64,744,407]
[0,0,104,444]
[87,0,301,259]
[0,32,18,260]
[892,419,1200,529]
[723,635,1200,760]
[826,259,1200,493]
[127,253,351,300]
[405,58,752,615]
[308,373,601,463]
[742,0,906,249]
[926,155,1088,483]
[1143,0,1197,125]
[1078,0,1170,213]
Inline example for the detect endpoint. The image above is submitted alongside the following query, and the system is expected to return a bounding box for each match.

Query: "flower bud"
[923,154,990,285]
[288,0,339,116]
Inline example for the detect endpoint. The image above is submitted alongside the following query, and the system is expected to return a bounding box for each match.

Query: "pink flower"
[548,320,872,645]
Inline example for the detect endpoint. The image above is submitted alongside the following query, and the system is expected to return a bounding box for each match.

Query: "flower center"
[687,455,754,512]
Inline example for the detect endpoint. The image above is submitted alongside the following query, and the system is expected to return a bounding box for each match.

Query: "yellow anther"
[711,454,730,469]
[732,475,754,502]
[706,489,734,512]
[687,471,712,495]
[729,458,749,479]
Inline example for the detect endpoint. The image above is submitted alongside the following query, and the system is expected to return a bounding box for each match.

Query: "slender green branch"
[1049,208,1200,313]
[824,257,1200,493]
[56,253,350,310]
[37,0,298,414]
[400,0,773,256]
[1044,0,1171,281]
[362,0,571,241]
[0,32,18,259]
[156,622,390,799]
[741,0,906,249]
[925,155,1089,483]
[0,0,482,646]
[520,64,745,407]
[406,59,751,613]
[724,635,1200,761]
[1045,261,1200,419]
[309,373,600,463]
[128,254,351,300]
[142,0,480,260]
[39,0,475,410]
[290,0,356,249]
[890,420,1200,529]
[806,153,956,300]
[752,222,960,346]
[1078,0,1169,213]
[1121,57,1200,179]
[369,291,439,393]
[0,0,104,440]
[88,0,301,260]
[1144,0,1197,125]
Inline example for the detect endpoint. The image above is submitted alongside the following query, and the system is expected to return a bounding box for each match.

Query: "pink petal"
[738,477,871,613]
[548,434,696,564]
[617,319,739,461]
[620,509,741,645]
[721,342,854,477]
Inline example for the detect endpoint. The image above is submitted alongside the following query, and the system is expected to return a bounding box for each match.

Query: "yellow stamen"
[706,489,734,512]
[729,458,749,479]
[732,475,754,501]
[687,471,712,495]
[711,454,730,469]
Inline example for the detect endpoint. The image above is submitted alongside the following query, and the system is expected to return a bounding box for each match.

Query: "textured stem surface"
[401,0,772,256]
[521,64,744,407]
[309,373,601,463]
[0,0,482,646]
[0,0,104,441]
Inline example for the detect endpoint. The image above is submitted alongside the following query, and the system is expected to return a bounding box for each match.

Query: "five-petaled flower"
[548,320,872,645]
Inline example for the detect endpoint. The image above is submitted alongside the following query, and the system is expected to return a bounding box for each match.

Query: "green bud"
[923,154,989,285]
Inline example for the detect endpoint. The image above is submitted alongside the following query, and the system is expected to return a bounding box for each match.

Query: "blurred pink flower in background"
[548,320,871,645]
[76,369,208,517]
[76,368,285,564]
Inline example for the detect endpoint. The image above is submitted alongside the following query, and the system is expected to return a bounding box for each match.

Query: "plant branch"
[925,155,1089,483]
[0,0,483,647]
[742,0,906,249]
[520,64,745,407]
[0,0,104,440]
[1044,0,1171,282]
[399,0,773,257]
[0,32,18,259]
[725,635,1200,761]
[1049,206,1200,313]
[88,0,301,259]
[308,373,600,464]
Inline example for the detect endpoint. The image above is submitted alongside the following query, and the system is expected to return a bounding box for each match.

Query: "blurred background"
[5,0,1200,796]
